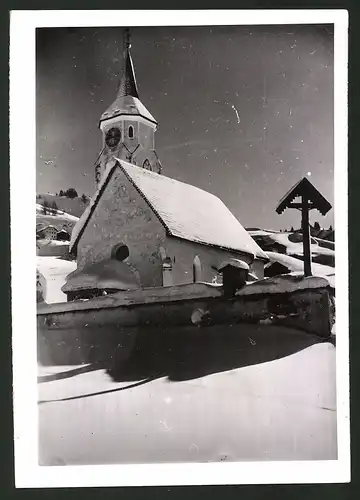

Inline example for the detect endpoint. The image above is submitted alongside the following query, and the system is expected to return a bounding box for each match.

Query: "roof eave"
[99,111,158,128]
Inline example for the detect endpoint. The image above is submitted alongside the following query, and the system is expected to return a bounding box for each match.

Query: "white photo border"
[10,9,349,488]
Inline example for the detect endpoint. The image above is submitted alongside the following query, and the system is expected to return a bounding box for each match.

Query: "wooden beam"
[288,202,316,210]
[301,196,312,277]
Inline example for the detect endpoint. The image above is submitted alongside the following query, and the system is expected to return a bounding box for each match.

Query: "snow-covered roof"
[248,229,283,237]
[70,159,268,260]
[62,259,140,293]
[249,230,335,259]
[266,251,335,288]
[100,95,157,125]
[218,259,250,271]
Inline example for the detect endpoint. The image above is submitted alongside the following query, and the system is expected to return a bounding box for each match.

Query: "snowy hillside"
[36,193,89,218]
[36,203,79,232]
[248,229,335,266]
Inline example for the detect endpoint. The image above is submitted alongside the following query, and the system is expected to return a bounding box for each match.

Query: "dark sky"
[36,24,334,230]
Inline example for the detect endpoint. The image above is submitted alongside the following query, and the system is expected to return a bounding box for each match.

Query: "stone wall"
[37,280,332,367]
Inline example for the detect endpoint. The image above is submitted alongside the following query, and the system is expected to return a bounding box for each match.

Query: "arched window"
[128,125,134,138]
[193,255,202,283]
[111,243,129,262]
[159,246,173,287]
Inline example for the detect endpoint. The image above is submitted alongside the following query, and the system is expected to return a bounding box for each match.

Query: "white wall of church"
[164,237,264,285]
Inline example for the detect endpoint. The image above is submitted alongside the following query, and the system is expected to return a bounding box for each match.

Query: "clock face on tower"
[105,127,121,148]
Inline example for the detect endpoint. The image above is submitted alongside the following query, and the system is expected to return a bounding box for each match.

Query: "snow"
[37,257,77,303]
[71,160,268,260]
[249,230,335,259]
[248,229,282,237]
[289,272,335,289]
[219,258,250,271]
[266,251,335,288]
[238,273,330,296]
[119,161,268,259]
[37,239,70,257]
[266,251,334,274]
[37,239,69,247]
[62,259,140,293]
[101,95,157,124]
[71,160,268,261]
[36,204,79,222]
[38,334,337,464]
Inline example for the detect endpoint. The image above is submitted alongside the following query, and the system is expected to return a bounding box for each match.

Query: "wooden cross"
[276,177,332,277]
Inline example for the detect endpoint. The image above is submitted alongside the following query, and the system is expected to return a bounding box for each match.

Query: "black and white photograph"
[10,10,349,487]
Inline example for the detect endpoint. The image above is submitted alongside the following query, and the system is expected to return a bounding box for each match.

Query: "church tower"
[95,29,162,185]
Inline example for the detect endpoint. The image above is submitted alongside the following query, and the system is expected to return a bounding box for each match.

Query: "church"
[65,30,268,300]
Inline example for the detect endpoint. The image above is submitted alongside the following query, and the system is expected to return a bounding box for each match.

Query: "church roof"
[100,95,157,124]
[70,160,268,261]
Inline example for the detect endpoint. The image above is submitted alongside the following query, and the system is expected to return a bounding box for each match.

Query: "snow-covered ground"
[37,256,76,303]
[38,333,336,465]
[37,248,337,465]
[36,203,79,221]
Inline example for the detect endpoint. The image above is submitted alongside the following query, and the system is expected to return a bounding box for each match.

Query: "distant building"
[67,30,268,299]
[56,229,71,241]
[251,234,287,255]
[37,225,58,240]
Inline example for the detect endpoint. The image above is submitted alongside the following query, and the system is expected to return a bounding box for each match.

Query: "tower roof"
[100,29,156,125]
[116,47,139,99]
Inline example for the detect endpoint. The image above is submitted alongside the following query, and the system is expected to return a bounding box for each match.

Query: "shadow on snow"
[38,323,330,396]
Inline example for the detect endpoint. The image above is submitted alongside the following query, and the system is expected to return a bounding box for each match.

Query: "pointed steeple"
[100,28,157,124]
[116,28,139,99]
[96,27,162,185]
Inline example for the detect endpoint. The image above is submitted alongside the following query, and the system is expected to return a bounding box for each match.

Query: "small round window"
[128,125,134,138]
[112,244,129,262]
